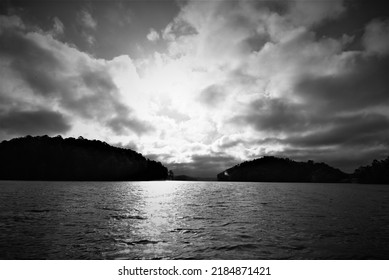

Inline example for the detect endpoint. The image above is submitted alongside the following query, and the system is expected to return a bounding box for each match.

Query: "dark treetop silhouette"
[0,135,168,181]
[1,136,387,183]
[217,156,349,183]
[354,157,389,184]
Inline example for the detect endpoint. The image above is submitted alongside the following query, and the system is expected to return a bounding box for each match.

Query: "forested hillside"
[0,135,168,181]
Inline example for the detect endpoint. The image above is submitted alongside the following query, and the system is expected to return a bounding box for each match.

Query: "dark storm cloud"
[0,28,116,114]
[107,116,153,136]
[0,109,71,136]
[232,104,389,162]
[217,138,244,150]
[231,98,308,133]
[0,15,150,136]
[102,101,153,136]
[286,113,389,148]
[65,68,129,120]
[296,54,389,112]
[227,30,389,170]
[312,1,389,52]
[243,33,270,53]
[82,69,117,94]
[0,27,64,97]
[212,0,288,20]
[244,111,389,172]
[250,0,290,15]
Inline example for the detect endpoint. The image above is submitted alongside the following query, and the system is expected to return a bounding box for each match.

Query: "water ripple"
[0,181,388,259]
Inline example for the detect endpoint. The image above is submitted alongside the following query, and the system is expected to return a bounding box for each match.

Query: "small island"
[217,156,348,183]
[217,156,389,184]
[354,157,389,184]
[0,135,168,181]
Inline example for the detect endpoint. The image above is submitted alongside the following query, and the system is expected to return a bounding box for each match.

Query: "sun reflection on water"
[134,181,184,258]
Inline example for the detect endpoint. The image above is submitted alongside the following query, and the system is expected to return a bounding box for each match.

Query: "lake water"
[0,181,388,259]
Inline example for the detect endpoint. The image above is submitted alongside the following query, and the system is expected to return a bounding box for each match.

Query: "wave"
[109,214,147,220]
[25,209,52,213]
[119,239,164,246]
[210,243,260,251]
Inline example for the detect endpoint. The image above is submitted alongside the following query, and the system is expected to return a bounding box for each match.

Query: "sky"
[0,0,388,177]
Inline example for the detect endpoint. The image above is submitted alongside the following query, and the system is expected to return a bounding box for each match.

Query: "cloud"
[0,14,150,138]
[78,9,97,30]
[83,33,96,46]
[363,19,389,55]
[288,0,345,27]
[0,109,71,136]
[197,84,227,107]
[107,116,153,135]
[167,153,239,178]
[0,15,25,31]
[147,28,160,42]
[77,9,97,45]
[286,113,389,148]
[52,17,64,36]
[213,134,246,150]
[105,1,132,27]
[1,1,389,176]
[295,54,389,112]
[154,0,389,173]
[230,98,308,134]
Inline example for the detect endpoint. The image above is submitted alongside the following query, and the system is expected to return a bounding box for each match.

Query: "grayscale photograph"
[0,0,388,260]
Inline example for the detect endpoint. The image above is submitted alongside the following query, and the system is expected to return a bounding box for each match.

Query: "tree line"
[354,157,389,184]
[217,156,389,184]
[217,156,348,183]
[0,136,387,184]
[0,135,168,181]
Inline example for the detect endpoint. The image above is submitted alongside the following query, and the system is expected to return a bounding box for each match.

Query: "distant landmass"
[172,175,198,181]
[0,135,168,181]
[1,136,387,184]
[354,157,389,184]
[217,156,348,183]
[217,156,389,184]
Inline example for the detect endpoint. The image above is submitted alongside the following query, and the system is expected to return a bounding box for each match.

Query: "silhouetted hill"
[0,135,168,181]
[353,157,389,184]
[217,156,348,183]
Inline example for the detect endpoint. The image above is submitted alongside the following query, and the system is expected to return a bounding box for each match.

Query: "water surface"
[0,181,388,259]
